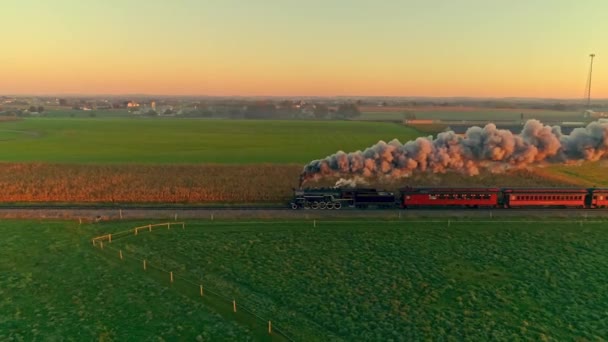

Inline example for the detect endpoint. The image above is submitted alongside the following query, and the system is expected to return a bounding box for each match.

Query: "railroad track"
[0,204,287,210]
[2,204,608,213]
[117,206,608,220]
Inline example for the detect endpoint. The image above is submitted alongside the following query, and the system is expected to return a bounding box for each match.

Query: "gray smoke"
[301,119,608,184]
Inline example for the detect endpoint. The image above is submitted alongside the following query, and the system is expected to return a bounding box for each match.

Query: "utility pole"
[586,53,596,109]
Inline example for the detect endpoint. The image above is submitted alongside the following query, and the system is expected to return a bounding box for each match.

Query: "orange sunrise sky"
[1,0,607,98]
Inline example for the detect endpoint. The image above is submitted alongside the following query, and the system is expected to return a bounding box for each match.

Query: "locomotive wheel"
[334,202,342,210]
[319,201,327,209]
[326,202,334,209]
[291,203,298,210]
[304,202,311,209]
[311,201,319,210]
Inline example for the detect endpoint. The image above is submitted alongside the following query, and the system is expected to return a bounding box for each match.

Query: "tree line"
[176,101,361,120]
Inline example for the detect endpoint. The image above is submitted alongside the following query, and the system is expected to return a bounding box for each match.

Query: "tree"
[335,103,360,119]
[28,106,37,112]
[37,106,44,113]
[403,111,416,120]
[276,100,297,119]
[244,101,277,119]
[200,110,213,118]
[313,104,329,119]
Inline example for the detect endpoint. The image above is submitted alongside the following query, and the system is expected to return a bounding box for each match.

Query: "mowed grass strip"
[0,118,421,164]
[102,219,608,340]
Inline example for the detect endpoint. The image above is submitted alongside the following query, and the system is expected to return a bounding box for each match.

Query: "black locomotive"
[291,188,396,209]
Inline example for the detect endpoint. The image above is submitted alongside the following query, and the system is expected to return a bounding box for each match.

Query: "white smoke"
[334,177,368,188]
[301,119,608,183]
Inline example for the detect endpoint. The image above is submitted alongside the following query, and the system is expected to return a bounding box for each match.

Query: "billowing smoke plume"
[301,119,608,186]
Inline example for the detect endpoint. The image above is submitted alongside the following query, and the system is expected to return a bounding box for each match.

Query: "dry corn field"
[0,163,588,204]
[0,163,303,203]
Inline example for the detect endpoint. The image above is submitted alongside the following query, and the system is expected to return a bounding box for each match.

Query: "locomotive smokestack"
[301,119,608,181]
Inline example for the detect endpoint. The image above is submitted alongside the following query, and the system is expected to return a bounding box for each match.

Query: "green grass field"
[0,220,254,341]
[5,219,606,340]
[0,118,420,164]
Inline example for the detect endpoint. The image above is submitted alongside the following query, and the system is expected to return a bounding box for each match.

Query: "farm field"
[0,220,254,341]
[358,106,581,122]
[0,163,581,203]
[93,219,608,340]
[0,118,420,164]
[0,117,605,205]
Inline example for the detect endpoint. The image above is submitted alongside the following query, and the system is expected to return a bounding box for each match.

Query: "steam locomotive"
[291,187,608,209]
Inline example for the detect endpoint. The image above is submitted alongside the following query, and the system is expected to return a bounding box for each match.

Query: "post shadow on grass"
[92,242,291,341]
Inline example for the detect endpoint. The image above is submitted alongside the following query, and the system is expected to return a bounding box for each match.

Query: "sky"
[1,0,607,98]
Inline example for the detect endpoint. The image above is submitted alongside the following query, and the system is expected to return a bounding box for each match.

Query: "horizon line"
[2,93,608,101]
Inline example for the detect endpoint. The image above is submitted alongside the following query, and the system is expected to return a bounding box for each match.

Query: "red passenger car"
[503,188,587,208]
[401,187,500,208]
[589,189,608,208]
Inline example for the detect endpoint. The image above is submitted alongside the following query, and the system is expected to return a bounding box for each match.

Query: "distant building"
[584,110,608,119]
[56,98,68,106]
[127,101,140,108]
[404,119,436,125]
[151,101,156,111]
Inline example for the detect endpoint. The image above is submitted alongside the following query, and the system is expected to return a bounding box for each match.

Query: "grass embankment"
[306,168,582,190]
[532,161,608,188]
[7,219,605,340]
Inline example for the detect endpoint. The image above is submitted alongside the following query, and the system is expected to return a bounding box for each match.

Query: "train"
[290,187,608,209]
